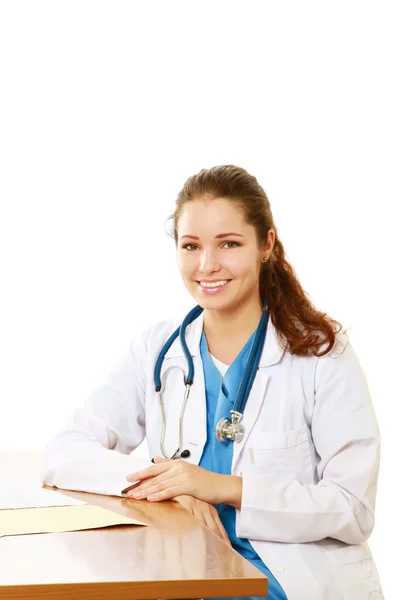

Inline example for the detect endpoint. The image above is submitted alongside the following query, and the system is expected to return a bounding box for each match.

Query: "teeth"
[199,280,229,288]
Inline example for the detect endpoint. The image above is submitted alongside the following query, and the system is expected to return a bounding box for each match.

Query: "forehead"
[178,198,249,235]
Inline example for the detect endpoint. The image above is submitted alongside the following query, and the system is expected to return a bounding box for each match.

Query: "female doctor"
[42,165,384,599]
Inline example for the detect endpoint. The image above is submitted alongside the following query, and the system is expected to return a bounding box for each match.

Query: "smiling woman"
[175,200,273,321]
[167,165,341,362]
[42,165,384,600]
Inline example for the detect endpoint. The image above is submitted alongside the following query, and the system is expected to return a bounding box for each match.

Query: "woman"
[42,165,384,599]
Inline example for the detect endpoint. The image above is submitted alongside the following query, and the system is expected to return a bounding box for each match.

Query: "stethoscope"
[153,302,270,460]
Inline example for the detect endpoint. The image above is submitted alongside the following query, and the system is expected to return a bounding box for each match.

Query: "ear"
[261,229,275,258]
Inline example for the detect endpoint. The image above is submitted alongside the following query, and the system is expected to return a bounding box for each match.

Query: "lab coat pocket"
[246,425,312,481]
[319,541,384,599]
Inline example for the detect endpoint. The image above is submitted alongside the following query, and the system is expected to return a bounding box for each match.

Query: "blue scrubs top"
[199,331,287,600]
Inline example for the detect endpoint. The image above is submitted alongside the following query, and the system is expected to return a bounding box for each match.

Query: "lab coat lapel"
[181,354,207,464]
[232,318,286,473]
[231,371,269,473]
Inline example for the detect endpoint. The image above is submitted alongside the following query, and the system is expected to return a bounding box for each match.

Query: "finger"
[196,508,229,544]
[126,462,172,482]
[193,509,214,532]
[146,484,183,501]
[213,515,231,545]
[203,506,230,545]
[129,468,183,498]
[153,456,172,464]
[145,472,187,498]
[172,495,192,510]
[121,480,142,494]
[126,479,156,498]
[196,510,224,540]
[128,475,167,497]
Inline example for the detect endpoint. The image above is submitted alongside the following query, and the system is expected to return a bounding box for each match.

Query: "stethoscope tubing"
[232,306,269,414]
[153,301,269,457]
[154,304,203,391]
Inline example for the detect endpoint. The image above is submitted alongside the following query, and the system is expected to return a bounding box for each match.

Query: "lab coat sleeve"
[236,339,381,544]
[41,332,151,497]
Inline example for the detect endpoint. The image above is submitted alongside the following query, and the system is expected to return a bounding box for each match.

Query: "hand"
[126,457,242,508]
[174,495,231,545]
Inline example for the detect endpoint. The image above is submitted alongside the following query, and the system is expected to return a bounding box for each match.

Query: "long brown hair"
[166,165,343,356]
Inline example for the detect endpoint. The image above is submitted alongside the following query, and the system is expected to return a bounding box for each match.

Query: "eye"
[222,241,240,249]
[182,243,198,251]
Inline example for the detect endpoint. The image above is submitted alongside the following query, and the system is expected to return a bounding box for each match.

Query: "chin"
[196,295,235,312]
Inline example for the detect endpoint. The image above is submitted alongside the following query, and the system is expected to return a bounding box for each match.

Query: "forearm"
[237,473,375,544]
[42,438,151,497]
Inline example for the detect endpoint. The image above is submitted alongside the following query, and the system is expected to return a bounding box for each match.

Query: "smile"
[196,280,232,294]
[198,279,230,288]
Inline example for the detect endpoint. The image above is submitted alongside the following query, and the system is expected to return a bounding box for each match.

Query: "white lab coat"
[42,312,384,599]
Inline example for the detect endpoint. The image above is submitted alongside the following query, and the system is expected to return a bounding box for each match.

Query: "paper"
[0,504,147,537]
[0,487,86,509]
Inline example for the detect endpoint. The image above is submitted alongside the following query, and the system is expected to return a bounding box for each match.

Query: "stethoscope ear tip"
[151,449,191,462]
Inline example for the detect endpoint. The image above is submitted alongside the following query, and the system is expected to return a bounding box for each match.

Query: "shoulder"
[133,314,183,353]
[313,330,368,392]
[316,329,350,360]
[283,329,363,389]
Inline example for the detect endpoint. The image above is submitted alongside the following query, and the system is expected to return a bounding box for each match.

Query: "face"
[176,198,274,314]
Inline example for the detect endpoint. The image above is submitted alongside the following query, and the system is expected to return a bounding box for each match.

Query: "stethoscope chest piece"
[216,410,245,443]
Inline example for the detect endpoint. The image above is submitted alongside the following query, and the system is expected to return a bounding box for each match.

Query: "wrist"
[219,475,242,509]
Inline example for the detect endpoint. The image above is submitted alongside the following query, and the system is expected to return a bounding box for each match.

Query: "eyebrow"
[179,232,244,241]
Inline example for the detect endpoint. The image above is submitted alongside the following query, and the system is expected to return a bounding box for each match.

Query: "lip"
[196,279,232,295]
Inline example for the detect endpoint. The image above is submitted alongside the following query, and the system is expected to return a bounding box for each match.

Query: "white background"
[0,1,398,596]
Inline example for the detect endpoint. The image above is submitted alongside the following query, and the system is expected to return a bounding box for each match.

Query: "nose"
[199,248,221,275]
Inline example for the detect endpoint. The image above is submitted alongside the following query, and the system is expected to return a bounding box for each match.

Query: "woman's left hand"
[125,457,242,507]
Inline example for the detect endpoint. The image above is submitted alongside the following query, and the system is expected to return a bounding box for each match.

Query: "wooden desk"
[0,452,267,599]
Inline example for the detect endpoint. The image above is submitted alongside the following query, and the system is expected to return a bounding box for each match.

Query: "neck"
[203,296,263,341]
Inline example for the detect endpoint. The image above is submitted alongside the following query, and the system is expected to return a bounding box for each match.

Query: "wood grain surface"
[0,452,268,599]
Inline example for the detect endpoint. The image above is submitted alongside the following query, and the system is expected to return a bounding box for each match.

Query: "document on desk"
[0,504,147,538]
[0,487,86,509]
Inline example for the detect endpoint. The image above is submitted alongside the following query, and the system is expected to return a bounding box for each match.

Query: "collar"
[164,310,286,368]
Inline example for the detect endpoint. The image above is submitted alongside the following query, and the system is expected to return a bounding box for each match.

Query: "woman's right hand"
[173,495,231,545]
